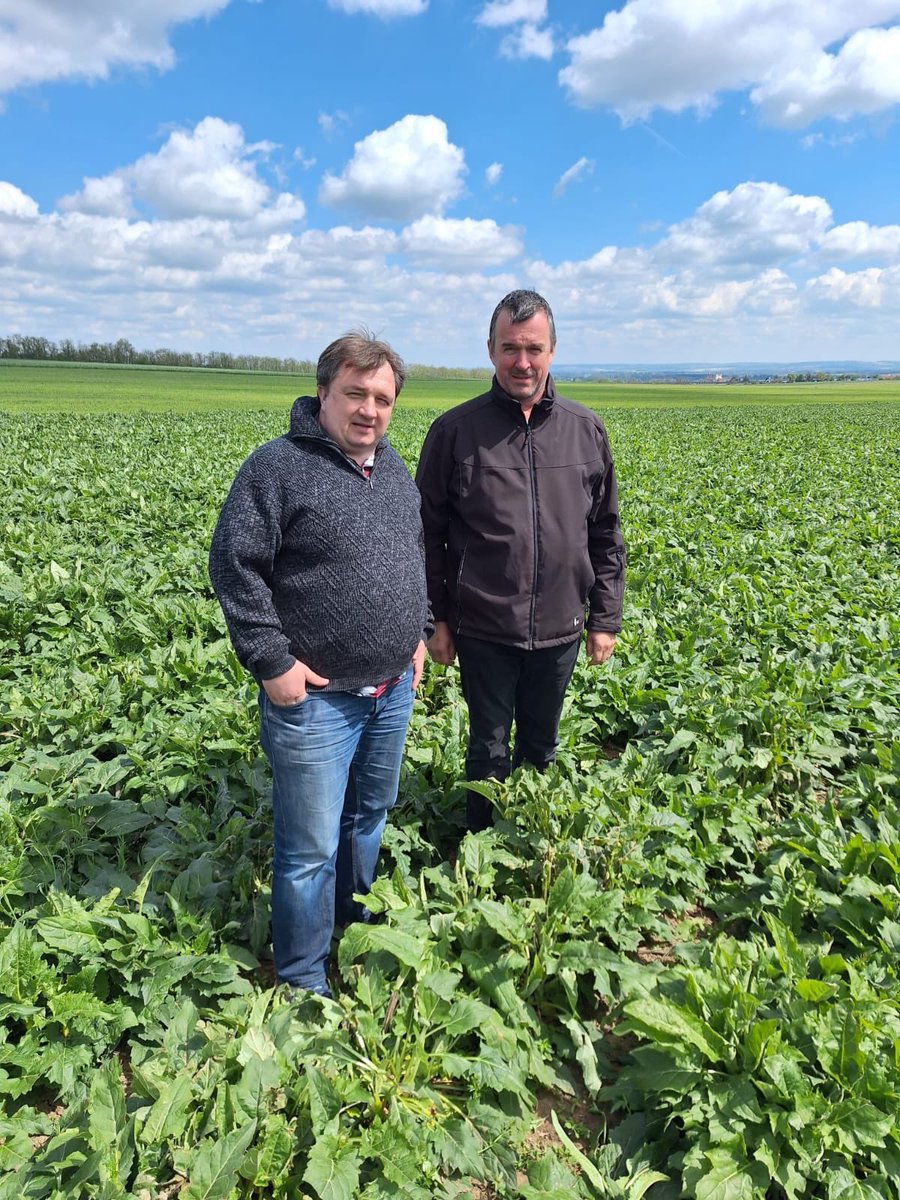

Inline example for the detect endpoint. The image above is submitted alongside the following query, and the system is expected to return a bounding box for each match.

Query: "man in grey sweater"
[210,332,430,998]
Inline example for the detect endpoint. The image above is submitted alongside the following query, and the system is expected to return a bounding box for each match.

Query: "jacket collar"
[490,374,556,419]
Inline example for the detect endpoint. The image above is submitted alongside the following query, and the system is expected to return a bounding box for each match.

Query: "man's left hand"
[411,640,426,690]
[586,631,617,665]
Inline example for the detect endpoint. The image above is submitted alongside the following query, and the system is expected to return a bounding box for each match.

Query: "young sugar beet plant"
[604,919,900,1199]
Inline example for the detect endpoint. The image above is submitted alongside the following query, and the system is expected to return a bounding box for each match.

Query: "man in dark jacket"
[210,332,430,997]
[415,290,625,831]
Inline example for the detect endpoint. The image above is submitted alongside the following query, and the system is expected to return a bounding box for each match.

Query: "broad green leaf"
[341,924,432,971]
[827,1167,888,1200]
[182,1119,257,1200]
[743,1018,780,1069]
[460,948,537,1031]
[828,1098,893,1151]
[87,1057,136,1193]
[306,1065,343,1134]
[794,979,836,1002]
[36,916,102,955]
[625,1046,703,1098]
[419,968,461,1001]
[688,1148,769,1200]
[0,923,43,1003]
[665,729,697,755]
[234,1054,280,1121]
[547,941,623,997]
[762,914,807,979]
[239,1114,294,1186]
[303,1127,362,1200]
[94,800,154,835]
[236,1025,277,1066]
[0,1129,36,1174]
[141,1070,194,1144]
[442,995,498,1037]
[472,897,531,944]
[89,1057,126,1147]
[441,1045,530,1099]
[430,1117,485,1179]
[623,996,729,1063]
[878,918,900,952]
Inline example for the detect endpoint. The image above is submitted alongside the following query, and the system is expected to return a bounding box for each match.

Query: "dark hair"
[316,329,407,397]
[488,289,557,349]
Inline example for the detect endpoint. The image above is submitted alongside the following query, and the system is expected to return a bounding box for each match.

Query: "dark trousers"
[455,634,581,832]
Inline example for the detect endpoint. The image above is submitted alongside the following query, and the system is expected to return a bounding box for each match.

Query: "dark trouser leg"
[455,636,521,831]
[511,636,581,770]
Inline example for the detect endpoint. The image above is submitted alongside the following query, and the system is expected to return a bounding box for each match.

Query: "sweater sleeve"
[208,453,297,681]
[586,430,626,634]
[414,418,454,625]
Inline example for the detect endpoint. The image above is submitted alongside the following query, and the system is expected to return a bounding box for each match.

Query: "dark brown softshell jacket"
[415,377,625,650]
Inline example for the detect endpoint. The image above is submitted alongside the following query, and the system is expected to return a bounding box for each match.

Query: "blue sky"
[2,0,899,366]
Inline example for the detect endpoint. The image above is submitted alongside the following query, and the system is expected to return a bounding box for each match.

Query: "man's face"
[316,361,397,462]
[488,309,555,406]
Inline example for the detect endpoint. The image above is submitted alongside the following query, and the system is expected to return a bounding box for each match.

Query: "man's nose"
[359,394,377,416]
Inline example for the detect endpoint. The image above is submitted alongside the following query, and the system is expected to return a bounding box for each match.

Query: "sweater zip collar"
[288,394,385,477]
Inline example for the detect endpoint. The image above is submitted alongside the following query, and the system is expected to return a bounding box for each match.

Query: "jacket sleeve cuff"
[586,615,621,634]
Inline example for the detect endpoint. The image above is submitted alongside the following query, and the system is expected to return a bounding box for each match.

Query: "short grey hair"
[316,329,407,397]
[488,290,557,349]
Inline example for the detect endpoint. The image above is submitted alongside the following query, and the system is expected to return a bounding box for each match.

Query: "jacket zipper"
[525,420,539,649]
[454,545,468,635]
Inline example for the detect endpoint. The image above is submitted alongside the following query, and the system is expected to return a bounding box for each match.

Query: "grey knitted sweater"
[209,396,430,691]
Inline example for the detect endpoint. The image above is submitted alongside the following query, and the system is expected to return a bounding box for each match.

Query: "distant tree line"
[0,333,490,380]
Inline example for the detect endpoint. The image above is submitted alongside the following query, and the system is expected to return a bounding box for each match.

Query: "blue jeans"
[258,668,415,994]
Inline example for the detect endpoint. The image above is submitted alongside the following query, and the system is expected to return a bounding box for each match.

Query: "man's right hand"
[427,621,456,666]
[262,660,330,706]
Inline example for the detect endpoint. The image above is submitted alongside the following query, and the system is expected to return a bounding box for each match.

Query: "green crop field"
[2,358,899,412]
[1,367,899,1197]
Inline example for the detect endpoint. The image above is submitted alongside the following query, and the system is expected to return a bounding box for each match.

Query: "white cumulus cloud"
[0,181,39,219]
[559,0,900,127]
[485,162,503,186]
[657,182,833,270]
[59,117,305,224]
[751,25,900,127]
[319,115,466,221]
[477,0,553,59]
[398,215,522,268]
[475,0,547,28]
[501,23,554,60]
[819,220,900,261]
[0,0,232,95]
[807,266,889,308]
